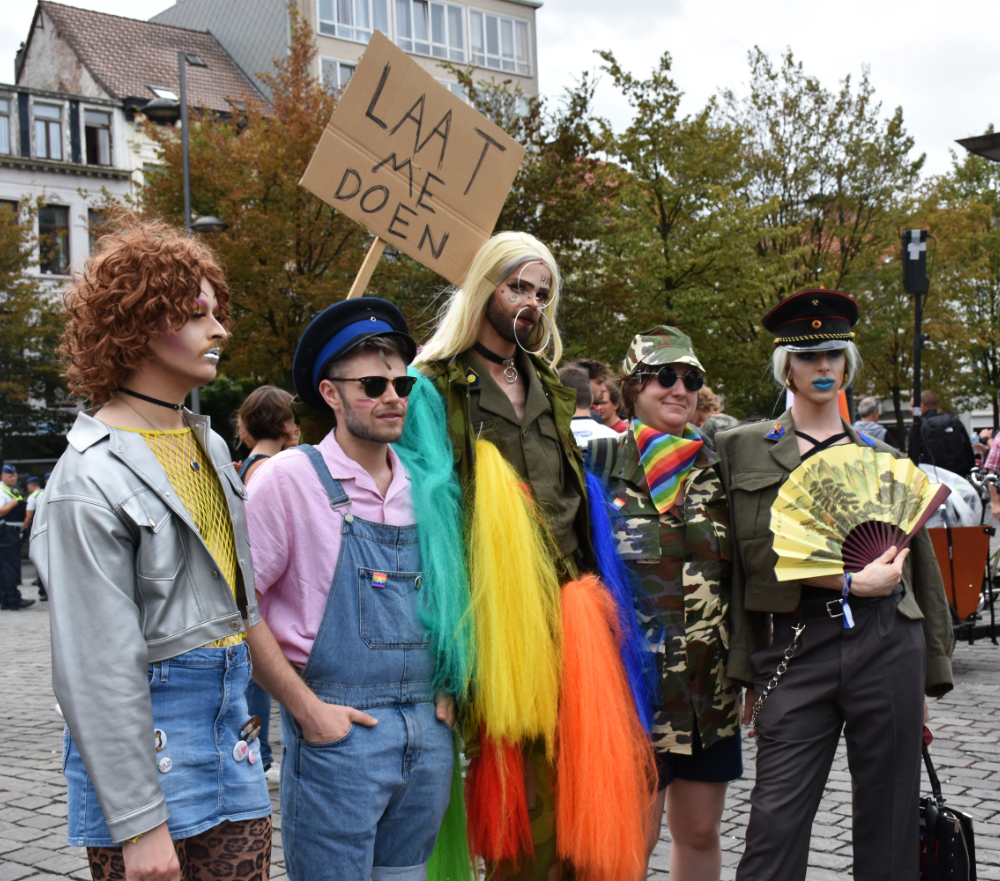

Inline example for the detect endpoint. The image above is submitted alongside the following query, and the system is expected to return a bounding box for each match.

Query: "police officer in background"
[22,476,46,601]
[0,464,33,610]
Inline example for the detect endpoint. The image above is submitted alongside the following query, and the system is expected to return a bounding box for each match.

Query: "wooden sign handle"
[346,237,388,299]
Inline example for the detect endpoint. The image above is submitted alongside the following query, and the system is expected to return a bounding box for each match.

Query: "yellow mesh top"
[118,427,243,647]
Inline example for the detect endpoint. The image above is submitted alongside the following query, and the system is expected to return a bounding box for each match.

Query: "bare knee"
[664,780,727,853]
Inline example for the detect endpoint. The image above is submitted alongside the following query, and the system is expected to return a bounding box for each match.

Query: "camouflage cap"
[622,326,704,375]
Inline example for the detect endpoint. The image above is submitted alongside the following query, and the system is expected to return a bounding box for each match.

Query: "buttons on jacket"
[157,757,172,773]
[211,570,219,579]
[230,621,241,631]
[233,741,249,762]
[154,729,167,751]
[344,513,354,524]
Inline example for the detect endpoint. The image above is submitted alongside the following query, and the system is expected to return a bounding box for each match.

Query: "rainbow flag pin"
[372,572,388,587]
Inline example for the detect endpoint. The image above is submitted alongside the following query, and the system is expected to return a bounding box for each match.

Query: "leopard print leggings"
[87,816,272,881]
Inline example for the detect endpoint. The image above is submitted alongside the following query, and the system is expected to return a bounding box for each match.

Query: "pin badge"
[239,717,261,743]
[154,729,167,751]
[372,572,388,587]
[248,749,257,765]
[158,757,173,773]
[233,741,249,762]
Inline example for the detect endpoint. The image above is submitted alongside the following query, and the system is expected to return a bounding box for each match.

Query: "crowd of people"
[15,211,961,881]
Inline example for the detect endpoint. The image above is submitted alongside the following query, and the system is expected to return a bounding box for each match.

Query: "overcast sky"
[3,0,996,177]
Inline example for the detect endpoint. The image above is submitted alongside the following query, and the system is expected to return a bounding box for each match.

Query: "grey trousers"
[736,592,926,881]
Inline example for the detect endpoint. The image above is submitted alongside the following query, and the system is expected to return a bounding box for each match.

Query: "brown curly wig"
[61,210,231,406]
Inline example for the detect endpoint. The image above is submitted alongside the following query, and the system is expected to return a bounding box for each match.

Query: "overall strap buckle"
[825,598,844,619]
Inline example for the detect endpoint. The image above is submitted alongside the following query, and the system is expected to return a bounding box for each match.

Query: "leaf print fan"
[769,446,951,582]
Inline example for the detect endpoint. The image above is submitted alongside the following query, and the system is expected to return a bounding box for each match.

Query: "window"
[88,208,107,255]
[469,9,530,75]
[34,103,63,160]
[321,59,357,91]
[318,0,388,42]
[438,79,467,101]
[0,98,10,155]
[38,205,69,274]
[148,87,179,100]
[395,0,464,60]
[84,110,111,166]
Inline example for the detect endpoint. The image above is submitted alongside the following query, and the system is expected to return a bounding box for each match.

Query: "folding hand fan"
[769,445,951,582]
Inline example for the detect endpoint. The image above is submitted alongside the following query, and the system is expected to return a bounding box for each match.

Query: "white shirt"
[570,416,621,447]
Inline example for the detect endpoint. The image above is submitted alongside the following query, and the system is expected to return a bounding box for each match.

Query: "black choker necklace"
[474,342,518,384]
[117,386,184,411]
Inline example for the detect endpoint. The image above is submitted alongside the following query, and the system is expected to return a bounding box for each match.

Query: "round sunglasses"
[331,375,417,398]
[633,365,705,393]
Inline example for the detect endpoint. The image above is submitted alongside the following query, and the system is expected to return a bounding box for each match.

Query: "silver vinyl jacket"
[29,411,260,842]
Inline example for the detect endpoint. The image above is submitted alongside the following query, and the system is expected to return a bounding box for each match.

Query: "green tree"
[0,200,72,460]
[920,135,1000,429]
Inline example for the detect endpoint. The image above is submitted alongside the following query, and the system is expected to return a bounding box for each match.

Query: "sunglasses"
[331,376,417,398]
[791,350,844,362]
[634,366,705,393]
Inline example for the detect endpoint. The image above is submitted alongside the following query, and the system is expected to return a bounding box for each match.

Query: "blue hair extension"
[394,369,476,699]
[584,470,657,733]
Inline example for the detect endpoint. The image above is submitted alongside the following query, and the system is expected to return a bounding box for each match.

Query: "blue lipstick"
[812,378,835,391]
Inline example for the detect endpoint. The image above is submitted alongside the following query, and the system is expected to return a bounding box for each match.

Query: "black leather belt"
[779,584,903,621]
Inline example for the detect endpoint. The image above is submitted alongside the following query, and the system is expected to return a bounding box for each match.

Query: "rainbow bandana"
[632,421,704,514]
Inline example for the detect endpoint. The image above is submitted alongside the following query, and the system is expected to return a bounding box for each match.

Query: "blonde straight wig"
[772,342,861,389]
[414,231,563,367]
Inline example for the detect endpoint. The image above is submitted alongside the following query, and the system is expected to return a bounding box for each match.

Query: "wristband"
[841,572,855,629]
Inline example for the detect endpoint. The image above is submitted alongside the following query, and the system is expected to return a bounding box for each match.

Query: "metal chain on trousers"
[749,623,806,738]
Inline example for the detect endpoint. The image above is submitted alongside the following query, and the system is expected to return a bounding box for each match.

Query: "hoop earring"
[785,376,796,391]
[514,306,552,357]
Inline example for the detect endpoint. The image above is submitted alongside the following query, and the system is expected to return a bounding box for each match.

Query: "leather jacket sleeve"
[34,493,168,842]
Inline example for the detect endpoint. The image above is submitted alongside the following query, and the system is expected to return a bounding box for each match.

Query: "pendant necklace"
[474,342,518,384]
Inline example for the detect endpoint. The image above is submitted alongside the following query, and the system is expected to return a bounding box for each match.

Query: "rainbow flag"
[632,421,704,514]
[372,572,388,587]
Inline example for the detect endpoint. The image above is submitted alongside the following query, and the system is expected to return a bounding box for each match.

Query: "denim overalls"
[280,445,453,881]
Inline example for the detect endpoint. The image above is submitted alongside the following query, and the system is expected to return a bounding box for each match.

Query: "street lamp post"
[143,52,228,414]
[902,229,930,464]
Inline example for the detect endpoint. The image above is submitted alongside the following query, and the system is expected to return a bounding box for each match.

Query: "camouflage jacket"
[417,351,595,571]
[590,428,741,754]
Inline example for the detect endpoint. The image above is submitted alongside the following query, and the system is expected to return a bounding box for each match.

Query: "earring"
[785,377,795,391]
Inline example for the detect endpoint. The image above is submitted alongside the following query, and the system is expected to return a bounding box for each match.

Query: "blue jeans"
[64,643,271,846]
[245,680,273,768]
[281,701,453,881]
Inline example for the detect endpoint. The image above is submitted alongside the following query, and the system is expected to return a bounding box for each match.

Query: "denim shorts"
[64,643,272,846]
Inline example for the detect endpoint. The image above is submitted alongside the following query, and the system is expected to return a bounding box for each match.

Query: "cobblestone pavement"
[4,565,1000,881]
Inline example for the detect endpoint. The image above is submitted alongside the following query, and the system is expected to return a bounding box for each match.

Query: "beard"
[340,399,406,444]
[486,295,537,347]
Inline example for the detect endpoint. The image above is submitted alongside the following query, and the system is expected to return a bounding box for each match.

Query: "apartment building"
[150,0,542,100]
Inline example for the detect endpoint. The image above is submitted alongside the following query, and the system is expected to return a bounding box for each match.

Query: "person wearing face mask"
[29,213,272,881]
[243,299,459,881]
[588,328,741,881]
[715,290,954,881]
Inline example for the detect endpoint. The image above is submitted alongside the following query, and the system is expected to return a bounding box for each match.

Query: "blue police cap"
[44,472,52,481]
[1,464,16,475]
[292,297,416,411]
[26,476,40,484]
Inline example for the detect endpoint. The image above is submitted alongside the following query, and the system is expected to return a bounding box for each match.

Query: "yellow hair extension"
[468,439,563,756]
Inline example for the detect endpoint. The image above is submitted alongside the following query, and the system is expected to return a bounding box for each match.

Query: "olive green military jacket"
[716,409,955,698]
[418,351,595,570]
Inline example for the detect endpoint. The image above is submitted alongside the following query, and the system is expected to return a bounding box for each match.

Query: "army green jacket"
[590,429,741,754]
[417,351,595,570]
[716,410,954,697]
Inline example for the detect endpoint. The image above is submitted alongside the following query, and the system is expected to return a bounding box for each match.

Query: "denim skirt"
[64,643,272,846]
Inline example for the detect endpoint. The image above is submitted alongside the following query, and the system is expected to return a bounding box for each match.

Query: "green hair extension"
[427,734,476,881]
[394,369,476,699]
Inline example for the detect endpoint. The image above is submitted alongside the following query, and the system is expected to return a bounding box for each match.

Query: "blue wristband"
[842,572,855,629]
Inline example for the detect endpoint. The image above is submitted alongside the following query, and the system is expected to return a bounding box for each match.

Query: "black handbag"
[920,742,976,881]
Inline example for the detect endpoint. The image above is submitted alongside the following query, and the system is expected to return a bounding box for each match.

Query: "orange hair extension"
[465,733,534,865]
[555,576,657,881]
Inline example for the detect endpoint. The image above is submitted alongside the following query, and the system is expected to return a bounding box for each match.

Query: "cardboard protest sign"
[300,30,526,288]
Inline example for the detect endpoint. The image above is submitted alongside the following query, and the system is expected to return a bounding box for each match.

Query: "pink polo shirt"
[246,431,415,669]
